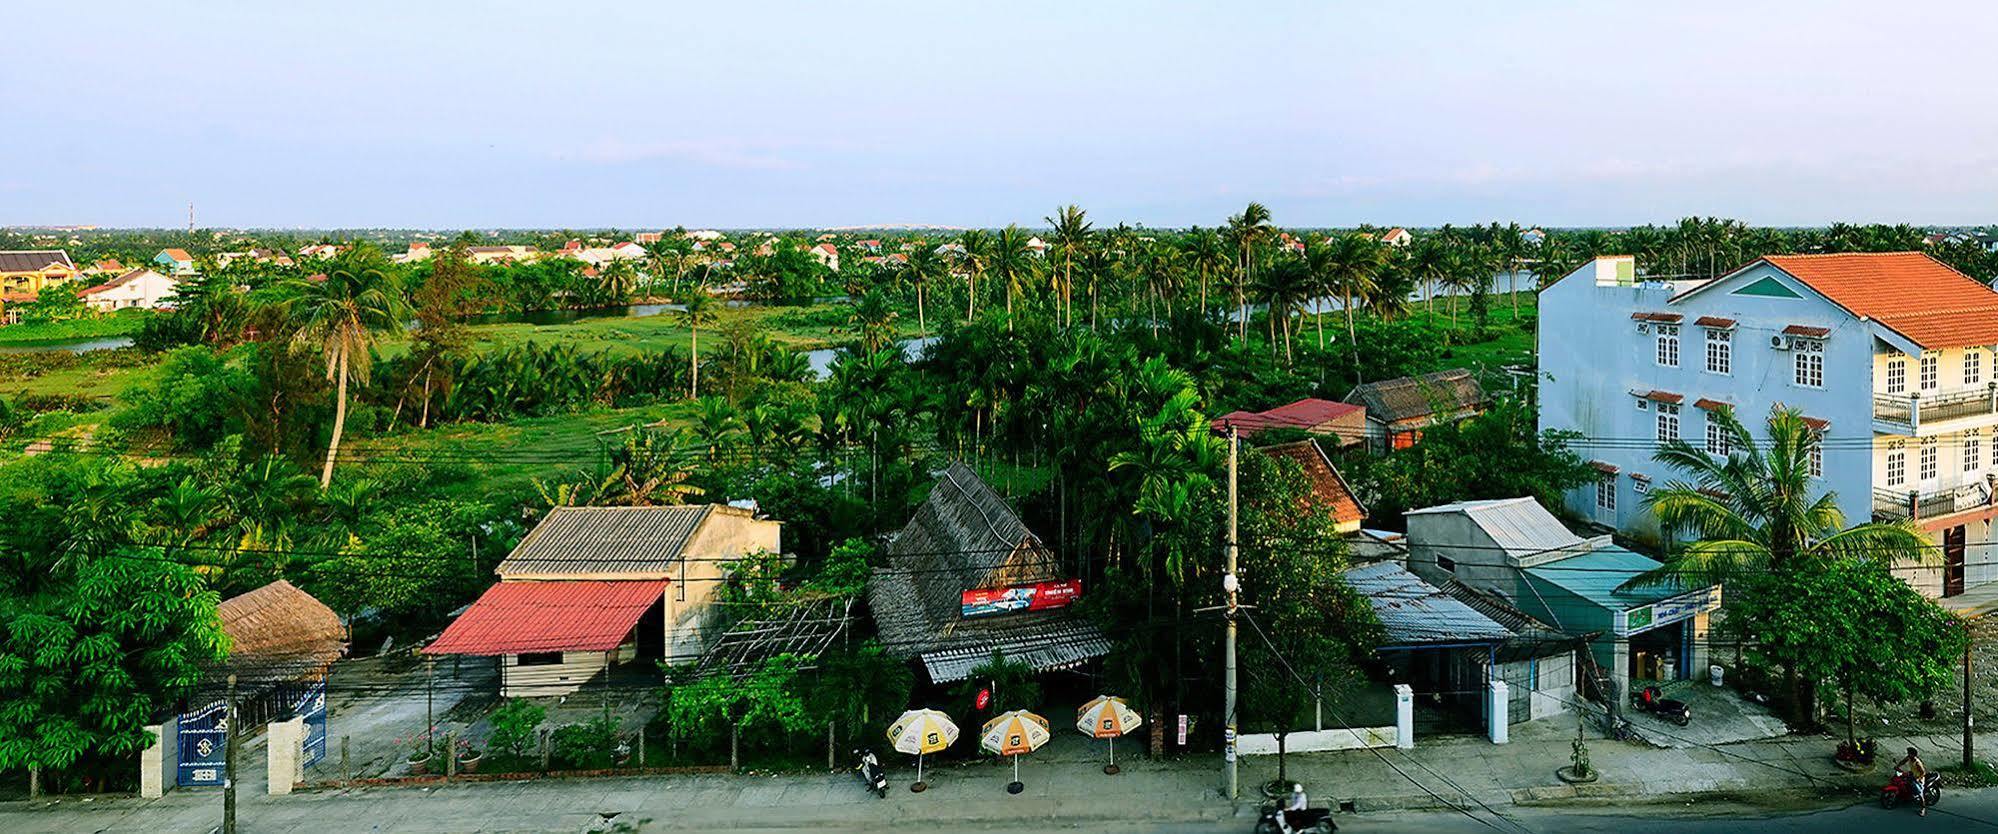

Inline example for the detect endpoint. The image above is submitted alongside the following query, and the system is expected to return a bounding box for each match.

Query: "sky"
[9,1,1998,230]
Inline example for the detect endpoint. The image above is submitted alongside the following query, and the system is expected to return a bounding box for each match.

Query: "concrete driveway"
[1625,680,1789,748]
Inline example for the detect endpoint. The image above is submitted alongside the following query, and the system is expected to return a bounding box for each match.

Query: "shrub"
[550,715,621,769]
[486,699,546,760]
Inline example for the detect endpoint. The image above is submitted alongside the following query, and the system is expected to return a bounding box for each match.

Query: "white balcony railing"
[1874,384,1998,432]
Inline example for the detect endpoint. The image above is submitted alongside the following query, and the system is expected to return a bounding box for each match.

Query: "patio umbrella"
[979,710,1051,794]
[886,708,958,792]
[1075,695,1143,774]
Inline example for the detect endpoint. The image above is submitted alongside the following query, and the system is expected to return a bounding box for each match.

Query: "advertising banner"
[960,579,1082,619]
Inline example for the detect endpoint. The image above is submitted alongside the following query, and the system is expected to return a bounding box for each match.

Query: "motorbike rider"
[1283,783,1309,830]
[1895,746,1929,816]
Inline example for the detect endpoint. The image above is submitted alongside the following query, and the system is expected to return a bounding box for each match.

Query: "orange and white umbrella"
[1075,695,1142,773]
[979,710,1051,792]
[887,709,958,791]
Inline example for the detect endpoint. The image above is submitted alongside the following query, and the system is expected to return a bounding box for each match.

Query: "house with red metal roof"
[1216,397,1366,446]
[425,504,781,697]
[1259,440,1367,533]
[1541,251,1998,600]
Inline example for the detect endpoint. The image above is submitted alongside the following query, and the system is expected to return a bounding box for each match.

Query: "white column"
[1488,681,1510,744]
[139,722,168,799]
[267,717,304,795]
[1393,684,1414,749]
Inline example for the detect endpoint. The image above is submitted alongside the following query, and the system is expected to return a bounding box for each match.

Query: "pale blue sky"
[9,1,1996,229]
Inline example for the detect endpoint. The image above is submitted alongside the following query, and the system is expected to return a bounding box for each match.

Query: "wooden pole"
[224,674,237,834]
[1966,626,1976,770]
[341,735,350,789]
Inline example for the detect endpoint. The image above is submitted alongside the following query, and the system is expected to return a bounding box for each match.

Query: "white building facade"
[1539,252,1998,598]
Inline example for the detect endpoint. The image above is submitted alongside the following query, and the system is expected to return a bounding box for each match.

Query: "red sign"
[975,688,991,710]
[960,579,1082,619]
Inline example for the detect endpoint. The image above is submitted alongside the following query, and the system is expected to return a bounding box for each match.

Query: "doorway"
[1945,525,1967,597]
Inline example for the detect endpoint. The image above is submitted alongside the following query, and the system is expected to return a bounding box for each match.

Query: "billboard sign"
[960,579,1082,619]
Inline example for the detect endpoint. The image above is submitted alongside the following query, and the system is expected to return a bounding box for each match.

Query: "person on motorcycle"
[1282,783,1309,830]
[1895,746,1928,816]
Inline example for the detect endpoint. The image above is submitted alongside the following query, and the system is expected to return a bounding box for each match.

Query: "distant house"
[855,239,882,253]
[1343,369,1487,452]
[466,245,536,265]
[80,268,178,311]
[153,248,196,275]
[425,504,781,697]
[868,463,1109,684]
[296,244,347,261]
[1216,397,1366,446]
[391,242,431,264]
[1378,228,1413,247]
[83,258,126,276]
[0,250,81,312]
[635,231,665,244]
[1520,228,1546,246]
[1025,236,1049,257]
[207,580,347,724]
[1259,440,1366,533]
[809,243,840,272]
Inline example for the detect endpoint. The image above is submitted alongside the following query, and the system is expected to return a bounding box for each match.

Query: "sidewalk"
[2,721,1985,833]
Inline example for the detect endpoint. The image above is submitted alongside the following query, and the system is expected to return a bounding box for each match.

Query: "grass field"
[338,399,704,499]
[0,311,150,346]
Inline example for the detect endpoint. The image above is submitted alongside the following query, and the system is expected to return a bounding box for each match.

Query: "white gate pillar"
[1393,684,1414,749]
[139,721,170,798]
[1487,680,1510,744]
[268,716,305,795]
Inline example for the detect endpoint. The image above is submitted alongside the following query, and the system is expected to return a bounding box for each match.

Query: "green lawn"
[341,400,702,499]
[0,312,149,346]
[1,361,157,400]
[440,303,897,357]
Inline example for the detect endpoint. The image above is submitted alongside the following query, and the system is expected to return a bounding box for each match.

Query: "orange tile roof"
[1258,440,1365,526]
[1762,252,1998,349]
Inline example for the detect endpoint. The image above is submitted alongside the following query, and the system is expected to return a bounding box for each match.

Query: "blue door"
[176,700,228,787]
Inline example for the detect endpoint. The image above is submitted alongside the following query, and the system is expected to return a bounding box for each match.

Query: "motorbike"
[1881,770,1941,810]
[1632,685,1691,727]
[1254,801,1336,834]
[853,748,887,798]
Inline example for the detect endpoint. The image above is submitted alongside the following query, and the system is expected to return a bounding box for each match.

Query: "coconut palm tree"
[1638,405,1931,723]
[288,261,408,488]
[957,229,990,321]
[1183,227,1230,316]
[679,291,719,398]
[1318,233,1388,382]
[901,243,945,338]
[1045,205,1093,328]
[990,225,1035,325]
[1226,204,1274,342]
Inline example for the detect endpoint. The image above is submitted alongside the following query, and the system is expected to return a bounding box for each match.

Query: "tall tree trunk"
[1344,290,1363,385]
[690,326,700,398]
[916,284,927,338]
[319,348,349,488]
[967,270,978,321]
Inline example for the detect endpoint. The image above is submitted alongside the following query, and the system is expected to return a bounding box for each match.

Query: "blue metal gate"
[295,681,327,768]
[175,700,228,787]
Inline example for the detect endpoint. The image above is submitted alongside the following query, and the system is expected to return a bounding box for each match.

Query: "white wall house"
[80,268,179,311]
[1539,252,1998,599]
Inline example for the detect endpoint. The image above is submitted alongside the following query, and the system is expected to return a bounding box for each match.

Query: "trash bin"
[1709,665,1725,687]
[1661,657,1677,682]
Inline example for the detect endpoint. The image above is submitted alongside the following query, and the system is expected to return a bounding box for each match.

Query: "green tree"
[1732,558,1966,746]
[1045,204,1093,328]
[287,260,408,487]
[679,292,719,398]
[0,549,228,780]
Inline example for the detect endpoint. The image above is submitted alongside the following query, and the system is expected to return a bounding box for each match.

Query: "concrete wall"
[1239,726,1396,754]
[267,716,303,795]
[139,717,176,798]
[1406,511,1511,595]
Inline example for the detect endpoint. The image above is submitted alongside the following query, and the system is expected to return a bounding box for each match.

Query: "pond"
[805,337,937,379]
[0,336,136,355]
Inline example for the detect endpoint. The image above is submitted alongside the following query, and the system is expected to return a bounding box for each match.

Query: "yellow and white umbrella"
[886,709,958,791]
[979,710,1051,793]
[1075,695,1143,774]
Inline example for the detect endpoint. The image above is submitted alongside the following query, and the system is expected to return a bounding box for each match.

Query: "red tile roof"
[162,248,192,262]
[1782,324,1831,338]
[1801,416,1830,431]
[1631,311,1683,323]
[1217,398,1364,438]
[1762,253,1998,349]
[1258,440,1365,525]
[424,580,668,656]
[1694,316,1736,328]
[1643,390,1684,404]
[1693,398,1731,411]
[1590,460,1619,474]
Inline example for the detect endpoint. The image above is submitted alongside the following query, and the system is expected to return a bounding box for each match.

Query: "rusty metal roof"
[424,580,668,656]
[497,505,716,578]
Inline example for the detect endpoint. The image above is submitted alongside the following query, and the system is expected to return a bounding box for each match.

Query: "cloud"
[570,137,803,171]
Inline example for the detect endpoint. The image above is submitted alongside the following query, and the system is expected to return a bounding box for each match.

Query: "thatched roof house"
[867,463,1109,684]
[216,580,347,690]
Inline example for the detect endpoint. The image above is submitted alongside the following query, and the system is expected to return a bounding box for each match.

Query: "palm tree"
[679,291,719,398]
[1255,256,1312,363]
[1226,204,1274,342]
[1317,233,1387,382]
[901,244,945,338]
[957,229,990,321]
[990,225,1034,325]
[1045,205,1093,328]
[289,261,407,488]
[1639,405,1931,722]
[1183,227,1230,315]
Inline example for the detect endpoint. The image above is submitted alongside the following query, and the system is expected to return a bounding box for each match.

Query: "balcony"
[1874,483,1994,523]
[1873,384,1998,435]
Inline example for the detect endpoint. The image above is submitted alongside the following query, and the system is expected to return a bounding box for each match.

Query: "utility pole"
[1966,623,1976,770]
[223,673,237,834]
[1223,425,1240,801]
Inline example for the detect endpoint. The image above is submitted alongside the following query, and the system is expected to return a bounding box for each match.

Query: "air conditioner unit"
[1636,322,1650,334]
[1770,334,1791,350]
[1636,399,1650,410]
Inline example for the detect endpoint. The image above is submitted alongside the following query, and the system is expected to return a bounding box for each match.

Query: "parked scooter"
[1632,686,1691,727]
[1255,800,1336,834]
[1881,770,1941,810]
[854,748,888,798]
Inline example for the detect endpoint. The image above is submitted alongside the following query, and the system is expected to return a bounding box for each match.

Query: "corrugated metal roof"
[0,249,76,273]
[1523,546,1686,611]
[1342,561,1512,647]
[917,618,1112,683]
[1405,497,1583,556]
[424,580,668,656]
[497,505,715,578]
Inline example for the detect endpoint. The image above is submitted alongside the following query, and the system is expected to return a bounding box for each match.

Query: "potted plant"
[455,739,484,774]
[405,741,433,776]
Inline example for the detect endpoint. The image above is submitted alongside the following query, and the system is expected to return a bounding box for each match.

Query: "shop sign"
[1619,586,1721,636]
[960,579,1082,619]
